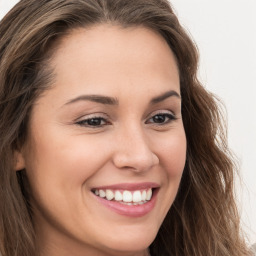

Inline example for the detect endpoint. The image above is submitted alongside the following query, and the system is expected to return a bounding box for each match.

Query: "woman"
[0,0,252,255]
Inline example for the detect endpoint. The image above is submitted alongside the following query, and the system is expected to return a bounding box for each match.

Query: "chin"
[98,225,157,254]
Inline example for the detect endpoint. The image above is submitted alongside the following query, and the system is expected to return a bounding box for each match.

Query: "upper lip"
[92,182,160,191]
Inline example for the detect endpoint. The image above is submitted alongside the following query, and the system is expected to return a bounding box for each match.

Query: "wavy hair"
[0,0,252,255]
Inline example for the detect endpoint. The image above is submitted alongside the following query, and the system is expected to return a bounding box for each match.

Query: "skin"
[16,25,187,256]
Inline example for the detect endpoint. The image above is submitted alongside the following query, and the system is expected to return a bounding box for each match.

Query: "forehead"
[53,24,175,63]
[53,25,178,74]
[41,25,180,105]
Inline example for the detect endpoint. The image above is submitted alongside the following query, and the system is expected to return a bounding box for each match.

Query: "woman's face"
[17,25,186,256]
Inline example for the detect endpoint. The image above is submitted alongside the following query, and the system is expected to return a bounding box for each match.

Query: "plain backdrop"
[1,0,255,245]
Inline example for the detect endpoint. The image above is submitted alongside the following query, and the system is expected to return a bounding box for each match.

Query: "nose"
[112,126,159,172]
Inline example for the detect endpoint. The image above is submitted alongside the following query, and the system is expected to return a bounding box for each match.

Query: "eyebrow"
[64,90,180,106]
[65,94,118,106]
[150,90,181,104]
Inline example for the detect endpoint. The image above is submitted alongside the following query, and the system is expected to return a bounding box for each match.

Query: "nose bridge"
[112,122,159,171]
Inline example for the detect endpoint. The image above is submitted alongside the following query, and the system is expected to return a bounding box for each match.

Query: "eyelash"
[76,116,110,127]
[75,112,177,128]
[146,113,177,125]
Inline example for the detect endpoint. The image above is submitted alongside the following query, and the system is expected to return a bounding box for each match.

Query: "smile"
[91,183,159,217]
[92,188,153,205]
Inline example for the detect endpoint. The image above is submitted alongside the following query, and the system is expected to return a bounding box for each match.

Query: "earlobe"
[14,150,25,171]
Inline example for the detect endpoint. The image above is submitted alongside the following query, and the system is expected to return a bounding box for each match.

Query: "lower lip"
[93,189,158,217]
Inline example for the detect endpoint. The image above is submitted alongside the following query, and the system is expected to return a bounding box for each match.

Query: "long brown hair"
[0,0,252,255]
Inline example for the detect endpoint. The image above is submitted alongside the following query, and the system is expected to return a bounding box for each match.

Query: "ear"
[14,150,25,171]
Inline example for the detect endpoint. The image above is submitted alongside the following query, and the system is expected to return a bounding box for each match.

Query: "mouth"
[92,188,154,205]
[91,183,159,217]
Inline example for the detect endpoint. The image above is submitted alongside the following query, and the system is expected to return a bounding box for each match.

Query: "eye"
[146,112,176,125]
[76,116,109,128]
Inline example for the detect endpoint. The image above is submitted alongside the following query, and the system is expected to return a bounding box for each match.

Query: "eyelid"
[73,109,177,128]
[74,112,109,122]
[146,109,176,119]
[74,112,112,129]
[145,109,177,125]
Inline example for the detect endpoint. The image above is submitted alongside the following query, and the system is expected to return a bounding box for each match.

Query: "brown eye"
[152,114,167,123]
[76,117,108,127]
[147,113,176,125]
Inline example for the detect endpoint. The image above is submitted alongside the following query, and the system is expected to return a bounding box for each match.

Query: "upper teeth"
[93,188,153,203]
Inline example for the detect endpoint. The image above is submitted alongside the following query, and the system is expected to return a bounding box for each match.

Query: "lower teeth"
[119,201,147,205]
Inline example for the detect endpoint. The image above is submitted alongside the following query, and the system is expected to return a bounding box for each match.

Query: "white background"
[1,0,255,245]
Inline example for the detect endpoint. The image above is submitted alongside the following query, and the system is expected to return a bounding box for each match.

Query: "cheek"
[157,129,187,177]
[24,130,110,191]
[149,128,186,221]
[23,132,112,226]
